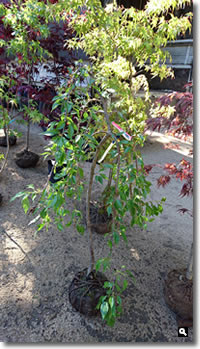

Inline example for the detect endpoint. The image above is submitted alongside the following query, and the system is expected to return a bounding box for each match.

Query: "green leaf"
[22,196,29,214]
[100,301,109,320]
[95,175,103,184]
[57,223,64,231]
[114,199,123,211]
[103,281,113,289]
[52,100,60,111]
[149,218,155,222]
[108,296,115,309]
[37,223,45,232]
[75,134,81,143]
[83,111,88,119]
[102,163,113,169]
[107,206,112,216]
[56,120,66,130]
[117,295,122,305]
[65,220,72,227]
[120,230,127,243]
[106,315,115,327]
[68,123,74,139]
[107,239,112,250]
[96,295,107,310]
[78,167,84,178]
[125,269,136,283]
[95,259,102,272]
[102,258,110,272]
[27,184,34,190]
[115,282,122,293]
[10,191,26,202]
[122,279,128,291]
[40,209,47,219]
[113,231,120,244]
[76,224,85,235]
[28,214,40,226]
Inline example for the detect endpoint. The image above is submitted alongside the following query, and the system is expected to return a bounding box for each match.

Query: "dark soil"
[89,201,112,235]
[0,135,17,147]
[15,149,40,168]
[163,268,193,327]
[69,268,108,316]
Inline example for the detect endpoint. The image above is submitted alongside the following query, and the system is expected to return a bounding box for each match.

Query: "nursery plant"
[146,86,193,326]
[11,0,192,326]
[0,0,85,137]
[15,97,46,168]
[0,0,55,167]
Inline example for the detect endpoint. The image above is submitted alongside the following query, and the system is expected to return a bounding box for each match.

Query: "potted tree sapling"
[15,97,45,168]
[43,0,193,326]
[11,0,192,326]
[1,0,52,167]
[12,83,165,325]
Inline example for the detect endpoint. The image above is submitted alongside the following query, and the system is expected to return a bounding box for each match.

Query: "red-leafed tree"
[146,84,193,215]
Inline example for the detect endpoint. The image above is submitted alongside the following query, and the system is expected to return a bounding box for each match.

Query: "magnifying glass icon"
[179,328,187,336]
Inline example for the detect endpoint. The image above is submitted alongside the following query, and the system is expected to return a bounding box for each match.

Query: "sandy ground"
[0,122,193,343]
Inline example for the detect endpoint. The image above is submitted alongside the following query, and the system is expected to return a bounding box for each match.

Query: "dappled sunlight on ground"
[145,130,193,158]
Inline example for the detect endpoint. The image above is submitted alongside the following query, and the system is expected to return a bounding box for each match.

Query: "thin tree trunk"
[3,124,7,138]
[186,242,193,280]
[26,119,30,151]
[26,67,32,152]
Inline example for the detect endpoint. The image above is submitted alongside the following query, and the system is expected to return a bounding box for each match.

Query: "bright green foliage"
[62,0,192,143]
[96,266,135,326]
[1,0,51,64]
